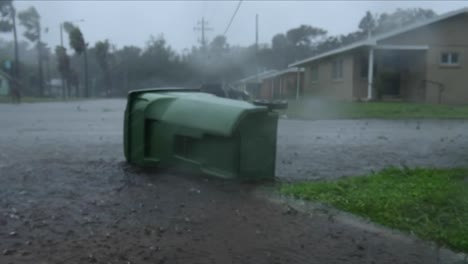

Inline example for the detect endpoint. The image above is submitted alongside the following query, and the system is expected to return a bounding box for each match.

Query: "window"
[332,59,343,80]
[440,52,460,66]
[310,65,319,82]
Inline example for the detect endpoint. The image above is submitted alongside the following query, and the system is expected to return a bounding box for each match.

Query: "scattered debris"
[189,187,201,194]
[2,249,15,256]
[283,205,298,216]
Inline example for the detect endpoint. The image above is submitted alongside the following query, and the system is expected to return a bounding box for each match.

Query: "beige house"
[290,7,468,104]
[260,68,305,100]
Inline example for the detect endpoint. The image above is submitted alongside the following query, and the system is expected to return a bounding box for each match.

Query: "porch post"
[367,47,374,100]
[296,68,300,101]
[270,78,275,99]
[279,77,283,99]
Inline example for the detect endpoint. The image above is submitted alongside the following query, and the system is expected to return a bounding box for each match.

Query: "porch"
[354,46,440,103]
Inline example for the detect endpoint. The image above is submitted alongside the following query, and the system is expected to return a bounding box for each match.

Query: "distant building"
[290,7,468,104]
[260,67,304,100]
[0,70,12,96]
[233,70,278,99]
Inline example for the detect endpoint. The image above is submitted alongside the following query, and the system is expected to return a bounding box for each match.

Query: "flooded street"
[0,100,465,263]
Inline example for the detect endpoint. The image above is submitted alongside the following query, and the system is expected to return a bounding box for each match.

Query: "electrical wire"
[223,0,243,36]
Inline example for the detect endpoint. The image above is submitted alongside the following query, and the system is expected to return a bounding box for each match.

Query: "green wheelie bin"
[123,88,281,181]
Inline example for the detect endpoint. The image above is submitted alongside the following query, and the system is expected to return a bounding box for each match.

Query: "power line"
[223,0,243,36]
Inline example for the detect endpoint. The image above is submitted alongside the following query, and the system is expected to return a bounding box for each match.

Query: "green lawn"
[283,100,468,119]
[281,167,468,253]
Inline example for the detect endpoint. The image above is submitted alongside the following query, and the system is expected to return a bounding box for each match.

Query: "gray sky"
[8,1,468,52]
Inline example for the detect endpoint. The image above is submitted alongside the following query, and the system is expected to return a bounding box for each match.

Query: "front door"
[379,52,401,97]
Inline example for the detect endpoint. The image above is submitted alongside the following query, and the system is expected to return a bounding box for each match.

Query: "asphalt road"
[2,99,467,181]
[0,99,466,264]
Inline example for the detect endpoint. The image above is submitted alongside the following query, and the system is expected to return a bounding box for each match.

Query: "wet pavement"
[2,99,467,181]
[0,99,466,264]
[277,118,468,180]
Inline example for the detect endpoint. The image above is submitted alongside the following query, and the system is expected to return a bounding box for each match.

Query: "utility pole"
[193,17,213,49]
[194,17,213,83]
[255,14,259,83]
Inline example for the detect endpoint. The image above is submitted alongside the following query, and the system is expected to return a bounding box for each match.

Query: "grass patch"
[284,100,468,119]
[281,167,468,252]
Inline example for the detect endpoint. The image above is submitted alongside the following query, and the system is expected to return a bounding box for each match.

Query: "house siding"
[379,13,468,104]
[0,75,10,96]
[304,53,354,101]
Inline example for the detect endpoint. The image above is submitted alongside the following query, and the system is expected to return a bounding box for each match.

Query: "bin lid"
[141,92,268,136]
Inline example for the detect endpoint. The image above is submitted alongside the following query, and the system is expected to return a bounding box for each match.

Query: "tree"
[55,46,71,98]
[95,40,112,96]
[286,25,327,62]
[18,6,44,96]
[210,35,228,54]
[286,25,327,47]
[271,33,289,68]
[41,42,52,95]
[375,8,436,34]
[359,11,376,36]
[63,22,89,97]
[0,0,19,100]
[313,8,437,57]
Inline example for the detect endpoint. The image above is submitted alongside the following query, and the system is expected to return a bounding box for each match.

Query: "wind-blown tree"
[286,25,327,62]
[112,45,141,94]
[40,42,51,94]
[359,11,376,37]
[374,8,436,34]
[286,25,327,47]
[63,22,89,97]
[94,40,112,96]
[55,46,71,98]
[18,6,44,96]
[314,8,437,56]
[0,0,19,99]
[271,33,289,68]
[210,35,228,55]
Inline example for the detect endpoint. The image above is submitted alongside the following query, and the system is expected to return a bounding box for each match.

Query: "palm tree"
[0,0,20,101]
[63,22,89,97]
[18,6,44,96]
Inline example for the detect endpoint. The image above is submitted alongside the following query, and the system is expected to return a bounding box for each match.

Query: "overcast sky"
[7,1,468,52]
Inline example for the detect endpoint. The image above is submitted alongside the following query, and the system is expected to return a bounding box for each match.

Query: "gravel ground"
[0,99,466,264]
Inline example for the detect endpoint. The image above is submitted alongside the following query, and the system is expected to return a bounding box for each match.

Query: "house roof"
[289,7,468,67]
[263,67,305,80]
[236,70,278,84]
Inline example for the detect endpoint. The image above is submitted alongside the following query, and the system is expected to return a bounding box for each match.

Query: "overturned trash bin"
[124,88,280,181]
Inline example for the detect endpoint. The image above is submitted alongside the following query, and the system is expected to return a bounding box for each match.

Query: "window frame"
[331,59,344,81]
[440,52,460,67]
